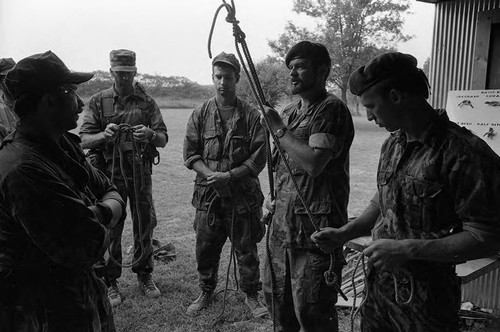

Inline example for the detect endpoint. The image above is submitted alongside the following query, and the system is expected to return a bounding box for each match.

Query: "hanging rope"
[107,123,146,268]
[207,1,347,328]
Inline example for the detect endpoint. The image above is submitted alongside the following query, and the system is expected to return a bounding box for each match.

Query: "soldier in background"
[0,58,17,140]
[79,49,168,306]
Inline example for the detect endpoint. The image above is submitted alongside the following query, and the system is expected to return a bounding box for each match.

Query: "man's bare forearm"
[81,132,107,150]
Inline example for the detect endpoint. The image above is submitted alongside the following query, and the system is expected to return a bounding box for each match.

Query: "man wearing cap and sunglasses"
[79,49,168,306]
[312,52,500,331]
[183,52,268,317]
[0,58,17,140]
[0,51,125,331]
[261,41,354,332]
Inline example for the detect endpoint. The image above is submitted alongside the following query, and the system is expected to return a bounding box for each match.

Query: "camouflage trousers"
[263,244,344,332]
[193,205,265,294]
[0,267,115,332]
[361,263,461,332]
[101,171,156,281]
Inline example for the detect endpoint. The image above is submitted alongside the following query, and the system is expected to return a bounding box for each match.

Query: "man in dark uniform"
[0,58,17,140]
[261,41,354,332]
[0,51,125,332]
[183,52,268,317]
[79,49,168,306]
[312,52,500,331]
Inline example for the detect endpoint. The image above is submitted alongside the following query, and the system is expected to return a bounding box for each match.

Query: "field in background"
[97,108,388,332]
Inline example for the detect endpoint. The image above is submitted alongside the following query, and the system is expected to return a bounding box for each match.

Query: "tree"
[237,56,291,108]
[269,0,412,105]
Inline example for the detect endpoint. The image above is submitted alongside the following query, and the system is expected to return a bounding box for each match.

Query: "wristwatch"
[275,127,288,139]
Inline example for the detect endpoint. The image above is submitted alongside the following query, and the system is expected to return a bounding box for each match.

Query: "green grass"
[104,109,388,332]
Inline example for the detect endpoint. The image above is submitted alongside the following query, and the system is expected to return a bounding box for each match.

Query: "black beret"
[348,52,419,96]
[285,41,331,68]
[5,51,93,100]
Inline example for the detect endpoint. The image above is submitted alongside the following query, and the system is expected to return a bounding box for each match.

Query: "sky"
[0,0,435,85]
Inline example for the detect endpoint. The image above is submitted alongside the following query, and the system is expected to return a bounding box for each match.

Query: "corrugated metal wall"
[429,0,500,313]
[429,0,500,108]
[462,268,500,314]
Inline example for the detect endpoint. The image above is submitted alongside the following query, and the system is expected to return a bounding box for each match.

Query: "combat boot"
[108,280,122,307]
[186,290,214,315]
[137,273,161,298]
[245,293,268,318]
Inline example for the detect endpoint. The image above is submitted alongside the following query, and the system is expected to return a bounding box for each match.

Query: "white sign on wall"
[446,89,500,156]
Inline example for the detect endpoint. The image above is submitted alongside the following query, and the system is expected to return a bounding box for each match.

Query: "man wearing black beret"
[312,52,500,331]
[0,51,125,331]
[262,41,354,331]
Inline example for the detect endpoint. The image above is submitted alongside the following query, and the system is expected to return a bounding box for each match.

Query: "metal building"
[419,0,500,315]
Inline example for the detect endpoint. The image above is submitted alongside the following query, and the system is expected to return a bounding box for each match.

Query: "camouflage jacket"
[0,91,17,135]
[272,93,354,249]
[183,97,266,214]
[0,129,124,277]
[79,82,168,168]
[374,109,500,248]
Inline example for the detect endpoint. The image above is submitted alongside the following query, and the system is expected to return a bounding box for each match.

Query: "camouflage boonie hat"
[110,49,137,72]
[0,58,15,76]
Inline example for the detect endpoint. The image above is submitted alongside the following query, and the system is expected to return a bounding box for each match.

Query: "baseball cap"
[5,51,93,100]
[348,52,419,96]
[212,52,240,74]
[110,49,137,72]
[0,58,15,76]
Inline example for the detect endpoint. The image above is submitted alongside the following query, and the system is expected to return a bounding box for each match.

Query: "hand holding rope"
[107,123,146,268]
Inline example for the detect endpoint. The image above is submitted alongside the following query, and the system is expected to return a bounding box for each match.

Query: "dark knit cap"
[349,52,420,96]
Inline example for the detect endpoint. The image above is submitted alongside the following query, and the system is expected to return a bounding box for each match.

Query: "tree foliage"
[269,0,412,104]
[237,56,291,108]
[77,71,212,101]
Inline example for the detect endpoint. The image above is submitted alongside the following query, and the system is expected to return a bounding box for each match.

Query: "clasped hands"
[103,123,155,143]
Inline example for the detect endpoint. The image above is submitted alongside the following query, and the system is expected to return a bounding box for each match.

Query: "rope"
[212,205,240,326]
[349,253,368,332]
[207,0,343,328]
[392,271,414,306]
[107,123,146,268]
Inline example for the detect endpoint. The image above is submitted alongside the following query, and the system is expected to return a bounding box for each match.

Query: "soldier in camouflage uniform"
[183,52,268,317]
[0,58,17,141]
[0,51,125,332]
[312,52,500,331]
[262,41,354,332]
[79,49,168,306]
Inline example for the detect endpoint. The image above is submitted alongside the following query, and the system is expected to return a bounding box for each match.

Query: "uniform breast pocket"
[229,135,249,165]
[203,131,221,160]
[403,176,443,232]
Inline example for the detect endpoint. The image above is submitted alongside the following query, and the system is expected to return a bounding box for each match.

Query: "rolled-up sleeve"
[309,101,353,159]
[451,146,500,248]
